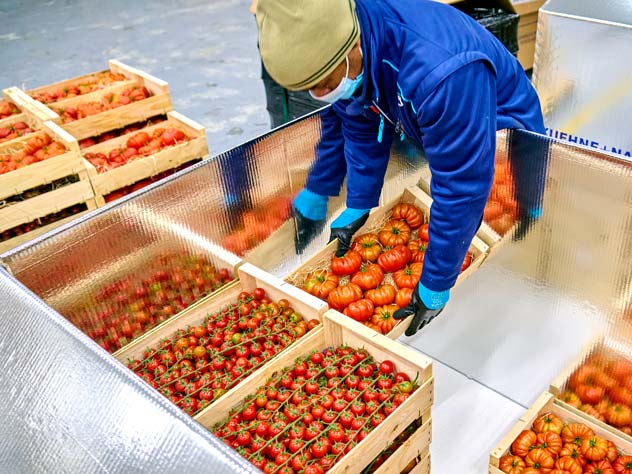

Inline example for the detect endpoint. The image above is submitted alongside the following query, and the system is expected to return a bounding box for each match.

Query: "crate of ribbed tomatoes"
[195,310,434,474]
[22,60,172,141]
[489,391,632,474]
[286,186,489,339]
[81,110,208,206]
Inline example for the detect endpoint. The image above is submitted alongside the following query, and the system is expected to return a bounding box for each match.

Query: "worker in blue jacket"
[256,0,545,336]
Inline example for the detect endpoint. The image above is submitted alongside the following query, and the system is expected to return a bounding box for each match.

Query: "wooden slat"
[324,310,433,383]
[48,79,138,110]
[195,314,434,474]
[3,87,58,121]
[57,94,173,141]
[26,68,111,98]
[407,452,430,474]
[372,417,432,474]
[109,59,170,96]
[490,391,632,470]
[0,180,95,231]
[330,384,431,474]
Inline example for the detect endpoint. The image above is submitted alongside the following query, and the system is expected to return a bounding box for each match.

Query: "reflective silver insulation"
[534,0,632,159]
[0,268,258,474]
[2,108,632,469]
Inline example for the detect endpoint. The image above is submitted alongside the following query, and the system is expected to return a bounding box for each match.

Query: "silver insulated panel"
[3,107,632,470]
[534,0,632,160]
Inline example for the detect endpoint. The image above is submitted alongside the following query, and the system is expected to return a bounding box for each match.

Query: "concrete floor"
[0,0,270,155]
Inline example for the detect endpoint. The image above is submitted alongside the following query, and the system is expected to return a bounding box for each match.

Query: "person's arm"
[328,102,395,255]
[394,59,496,336]
[418,60,496,291]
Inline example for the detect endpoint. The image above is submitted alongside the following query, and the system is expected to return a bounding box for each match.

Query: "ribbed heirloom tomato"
[351,233,382,262]
[303,270,339,299]
[377,245,411,273]
[378,220,411,247]
[392,263,423,289]
[327,283,363,311]
[350,264,384,290]
[395,288,413,307]
[331,250,363,276]
[371,305,399,334]
[365,284,396,306]
[511,430,537,457]
[391,203,423,229]
[343,298,375,323]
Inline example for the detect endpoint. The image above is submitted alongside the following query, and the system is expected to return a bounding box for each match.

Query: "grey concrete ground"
[0,0,270,155]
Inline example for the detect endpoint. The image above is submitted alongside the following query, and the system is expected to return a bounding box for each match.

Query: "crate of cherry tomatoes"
[62,247,240,353]
[80,110,208,206]
[286,186,488,339]
[196,310,433,474]
[116,263,326,416]
[24,60,172,141]
[490,391,632,474]
[548,338,632,451]
[0,120,97,253]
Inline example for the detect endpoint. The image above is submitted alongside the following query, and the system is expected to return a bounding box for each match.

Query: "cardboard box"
[514,0,545,70]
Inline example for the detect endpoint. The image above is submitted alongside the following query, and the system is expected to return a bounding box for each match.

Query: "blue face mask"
[310,56,364,104]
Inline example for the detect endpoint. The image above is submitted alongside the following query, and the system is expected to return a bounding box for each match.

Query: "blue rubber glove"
[292,189,328,253]
[329,208,370,257]
[393,282,451,336]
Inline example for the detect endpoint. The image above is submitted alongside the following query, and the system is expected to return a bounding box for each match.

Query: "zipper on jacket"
[371,100,406,142]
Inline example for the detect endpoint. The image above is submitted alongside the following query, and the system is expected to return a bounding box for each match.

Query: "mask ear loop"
[342,55,350,81]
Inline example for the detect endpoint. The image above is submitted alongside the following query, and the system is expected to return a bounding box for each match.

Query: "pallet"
[33,60,172,141]
[196,310,434,474]
[489,391,632,471]
[0,120,88,201]
[3,87,58,122]
[371,421,432,474]
[285,186,489,339]
[114,262,327,363]
[81,110,208,205]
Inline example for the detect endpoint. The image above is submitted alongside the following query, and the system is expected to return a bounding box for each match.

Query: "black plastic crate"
[470,7,520,56]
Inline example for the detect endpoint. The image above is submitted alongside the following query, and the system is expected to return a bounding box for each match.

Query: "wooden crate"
[3,87,58,122]
[286,186,489,339]
[25,59,137,105]
[371,420,432,474]
[0,120,97,245]
[0,120,89,200]
[489,391,632,472]
[80,110,208,205]
[32,60,172,141]
[548,335,632,448]
[114,262,327,363]
[195,310,434,474]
